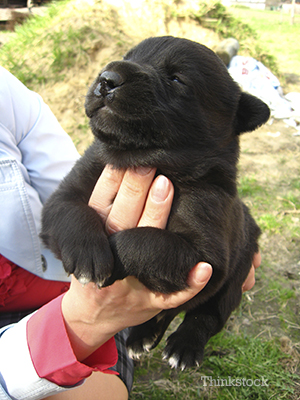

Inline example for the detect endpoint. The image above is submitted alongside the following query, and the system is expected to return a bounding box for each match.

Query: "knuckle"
[123,180,147,199]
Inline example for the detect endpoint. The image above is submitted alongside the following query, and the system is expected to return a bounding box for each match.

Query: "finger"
[252,251,261,270]
[106,167,156,234]
[242,252,261,292]
[242,265,255,292]
[150,263,212,310]
[138,175,174,229]
[88,165,125,223]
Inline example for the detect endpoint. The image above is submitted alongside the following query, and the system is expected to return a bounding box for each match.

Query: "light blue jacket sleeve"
[0,68,83,398]
[0,67,80,281]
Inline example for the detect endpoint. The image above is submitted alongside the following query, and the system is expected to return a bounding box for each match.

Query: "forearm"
[61,281,119,362]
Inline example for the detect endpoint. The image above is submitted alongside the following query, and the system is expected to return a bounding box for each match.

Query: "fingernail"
[135,166,153,176]
[195,263,212,283]
[151,175,170,202]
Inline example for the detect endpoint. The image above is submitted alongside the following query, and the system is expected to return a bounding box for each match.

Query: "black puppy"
[41,36,270,369]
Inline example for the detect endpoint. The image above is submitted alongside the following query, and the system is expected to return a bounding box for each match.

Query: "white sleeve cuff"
[0,314,73,400]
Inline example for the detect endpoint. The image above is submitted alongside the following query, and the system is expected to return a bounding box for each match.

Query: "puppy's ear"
[235,92,270,135]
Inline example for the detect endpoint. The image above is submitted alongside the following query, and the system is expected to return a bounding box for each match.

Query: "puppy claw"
[127,348,141,360]
[77,275,91,287]
[142,336,157,352]
[167,355,180,369]
[77,274,107,289]
[162,351,191,370]
[181,363,187,371]
[143,344,151,353]
[96,278,107,288]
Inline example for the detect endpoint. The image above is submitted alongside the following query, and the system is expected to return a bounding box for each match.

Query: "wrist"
[61,283,116,361]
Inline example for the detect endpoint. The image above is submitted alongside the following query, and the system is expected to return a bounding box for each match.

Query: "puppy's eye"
[171,74,184,84]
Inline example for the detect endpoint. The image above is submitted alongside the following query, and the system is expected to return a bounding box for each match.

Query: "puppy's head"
[85,36,269,162]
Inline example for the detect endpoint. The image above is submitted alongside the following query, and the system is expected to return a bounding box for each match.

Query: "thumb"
[187,262,213,288]
[156,262,212,310]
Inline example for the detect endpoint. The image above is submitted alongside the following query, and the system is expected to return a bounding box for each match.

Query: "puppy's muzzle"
[94,71,124,102]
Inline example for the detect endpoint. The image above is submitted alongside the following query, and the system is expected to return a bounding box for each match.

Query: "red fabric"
[27,294,118,386]
[0,255,119,386]
[0,255,70,312]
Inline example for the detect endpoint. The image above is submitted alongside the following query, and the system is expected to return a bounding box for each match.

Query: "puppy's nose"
[100,71,123,88]
[94,71,123,97]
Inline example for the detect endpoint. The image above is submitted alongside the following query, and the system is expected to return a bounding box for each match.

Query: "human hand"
[62,166,212,361]
[91,165,259,294]
[242,251,261,292]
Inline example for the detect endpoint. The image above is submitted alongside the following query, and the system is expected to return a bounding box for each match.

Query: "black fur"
[41,36,270,369]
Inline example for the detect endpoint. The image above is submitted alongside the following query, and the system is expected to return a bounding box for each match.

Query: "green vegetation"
[230,6,300,60]
[0,0,71,85]
[0,0,123,88]
[190,1,279,73]
[230,6,300,80]
[131,330,298,399]
[238,176,263,197]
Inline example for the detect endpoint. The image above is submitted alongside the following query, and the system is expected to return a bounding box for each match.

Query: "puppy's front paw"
[162,330,205,370]
[109,228,195,293]
[62,230,114,286]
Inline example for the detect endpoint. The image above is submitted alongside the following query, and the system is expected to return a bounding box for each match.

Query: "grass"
[238,176,263,197]
[0,0,123,88]
[238,174,300,237]
[131,329,299,399]
[229,6,300,80]
[0,1,299,398]
[0,0,71,86]
[169,1,279,73]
